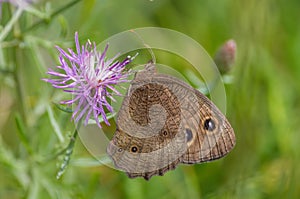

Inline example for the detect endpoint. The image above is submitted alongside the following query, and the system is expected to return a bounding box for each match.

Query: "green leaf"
[15,113,33,155]
[47,105,65,143]
[53,102,73,113]
[56,129,78,179]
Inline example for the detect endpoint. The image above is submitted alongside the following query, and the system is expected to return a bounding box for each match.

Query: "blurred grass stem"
[0,7,23,42]
[24,0,82,33]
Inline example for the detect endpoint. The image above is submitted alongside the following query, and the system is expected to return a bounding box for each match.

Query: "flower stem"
[24,0,82,33]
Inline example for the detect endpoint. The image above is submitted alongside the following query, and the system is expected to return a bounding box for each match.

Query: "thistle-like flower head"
[43,32,134,127]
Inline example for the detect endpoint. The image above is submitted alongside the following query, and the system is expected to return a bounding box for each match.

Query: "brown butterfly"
[107,62,235,180]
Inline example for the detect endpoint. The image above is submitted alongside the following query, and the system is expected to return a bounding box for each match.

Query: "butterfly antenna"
[129,29,156,63]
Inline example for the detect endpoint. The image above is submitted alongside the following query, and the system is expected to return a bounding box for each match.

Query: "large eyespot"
[130,146,138,153]
[203,118,216,131]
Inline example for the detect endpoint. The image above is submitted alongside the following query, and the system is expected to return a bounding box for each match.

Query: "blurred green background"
[1,0,300,198]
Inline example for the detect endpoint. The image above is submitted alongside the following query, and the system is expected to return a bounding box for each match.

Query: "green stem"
[15,114,33,155]
[47,105,65,143]
[0,68,14,75]
[12,47,26,122]
[56,128,78,179]
[0,39,20,48]
[0,8,23,42]
[24,0,82,33]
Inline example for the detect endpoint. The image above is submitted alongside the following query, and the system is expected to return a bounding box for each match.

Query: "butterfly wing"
[180,90,236,164]
[107,69,186,179]
[107,63,235,180]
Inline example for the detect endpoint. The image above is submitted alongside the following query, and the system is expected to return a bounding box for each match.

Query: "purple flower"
[43,32,134,127]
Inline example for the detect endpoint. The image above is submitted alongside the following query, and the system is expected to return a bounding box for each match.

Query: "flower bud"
[214,39,237,74]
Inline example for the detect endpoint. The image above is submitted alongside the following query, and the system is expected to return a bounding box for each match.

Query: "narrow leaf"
[15,114,33,155]
[47,105,65,143]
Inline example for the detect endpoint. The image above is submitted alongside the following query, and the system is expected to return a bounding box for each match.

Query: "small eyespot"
[117,148,123,152]
[162,130,168,136]
[204,118,216,131]
[131,146,138,153]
